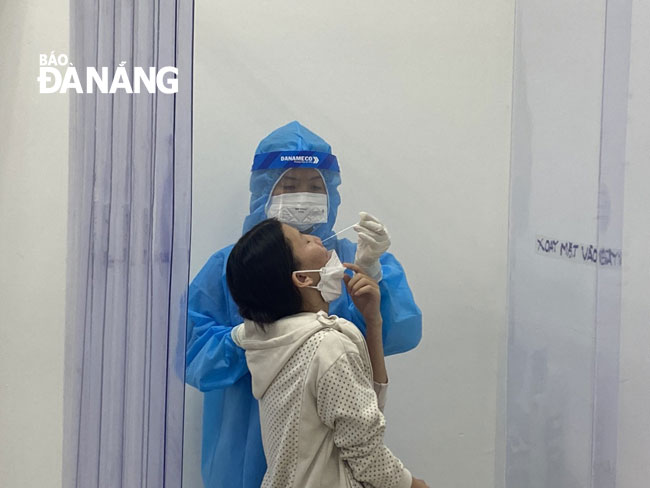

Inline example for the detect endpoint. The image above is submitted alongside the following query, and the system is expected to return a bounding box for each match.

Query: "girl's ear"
[292,272,314,289]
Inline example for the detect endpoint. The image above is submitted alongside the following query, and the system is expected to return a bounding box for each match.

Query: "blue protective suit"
[186,121,422,488]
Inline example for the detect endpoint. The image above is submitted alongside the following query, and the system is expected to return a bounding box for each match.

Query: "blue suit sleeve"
[374,252,422,355]
[185,246,249,391]
[336,240,422,356]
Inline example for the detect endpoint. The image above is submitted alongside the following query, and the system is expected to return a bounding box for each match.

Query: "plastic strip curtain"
[505,0,632,487]
[63,0,193,487]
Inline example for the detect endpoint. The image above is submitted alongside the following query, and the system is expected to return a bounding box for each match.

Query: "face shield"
[246,150,341,236]
[242,122,343,241]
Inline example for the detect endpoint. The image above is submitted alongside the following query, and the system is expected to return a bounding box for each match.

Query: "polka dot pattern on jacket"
[260,330,328,487]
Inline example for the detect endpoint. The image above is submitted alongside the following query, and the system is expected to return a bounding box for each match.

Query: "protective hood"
[231,311,366,399]
[242,121,342,242]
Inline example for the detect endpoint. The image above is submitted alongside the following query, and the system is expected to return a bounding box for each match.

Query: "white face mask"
[266,192,328,231]
[294,250,346,302]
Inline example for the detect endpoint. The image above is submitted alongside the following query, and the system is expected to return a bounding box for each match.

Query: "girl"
[226,218,428,488]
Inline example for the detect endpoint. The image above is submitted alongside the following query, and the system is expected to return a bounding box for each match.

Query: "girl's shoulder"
[308,315,367,379]
[314,312,365,350]
[317,325,360,355]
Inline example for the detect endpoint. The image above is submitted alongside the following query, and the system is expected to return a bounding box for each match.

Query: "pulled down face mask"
[293,250,346,302]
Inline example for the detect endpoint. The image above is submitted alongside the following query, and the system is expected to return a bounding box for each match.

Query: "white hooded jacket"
[232,310,412,488]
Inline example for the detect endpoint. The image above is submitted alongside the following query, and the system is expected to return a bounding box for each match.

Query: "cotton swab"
[321,224,357,243]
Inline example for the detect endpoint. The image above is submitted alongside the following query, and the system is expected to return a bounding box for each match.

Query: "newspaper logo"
[38,52,178,94]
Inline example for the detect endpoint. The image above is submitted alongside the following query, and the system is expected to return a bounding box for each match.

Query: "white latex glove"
[353,212,391,282]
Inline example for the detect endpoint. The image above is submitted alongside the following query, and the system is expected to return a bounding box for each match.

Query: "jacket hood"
[231,311,359,399]
[242,121,342,243]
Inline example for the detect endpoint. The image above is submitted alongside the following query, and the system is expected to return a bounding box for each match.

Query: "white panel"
[617,1,650,486]
[506,1,631,487]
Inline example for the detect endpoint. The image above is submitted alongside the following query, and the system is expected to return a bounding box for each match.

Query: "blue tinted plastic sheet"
[63,1,193,487]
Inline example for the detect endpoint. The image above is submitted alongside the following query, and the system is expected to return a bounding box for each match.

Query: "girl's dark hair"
[226,218,303,328]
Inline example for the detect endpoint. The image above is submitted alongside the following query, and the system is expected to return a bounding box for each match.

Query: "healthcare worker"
[186,121,422,488]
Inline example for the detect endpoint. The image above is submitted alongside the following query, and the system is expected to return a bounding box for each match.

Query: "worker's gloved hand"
[353,212,391,282]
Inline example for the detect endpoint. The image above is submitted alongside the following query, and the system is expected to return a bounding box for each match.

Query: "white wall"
[617,0,650,486]
[0,2,69,488]
[187,1,515,487]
